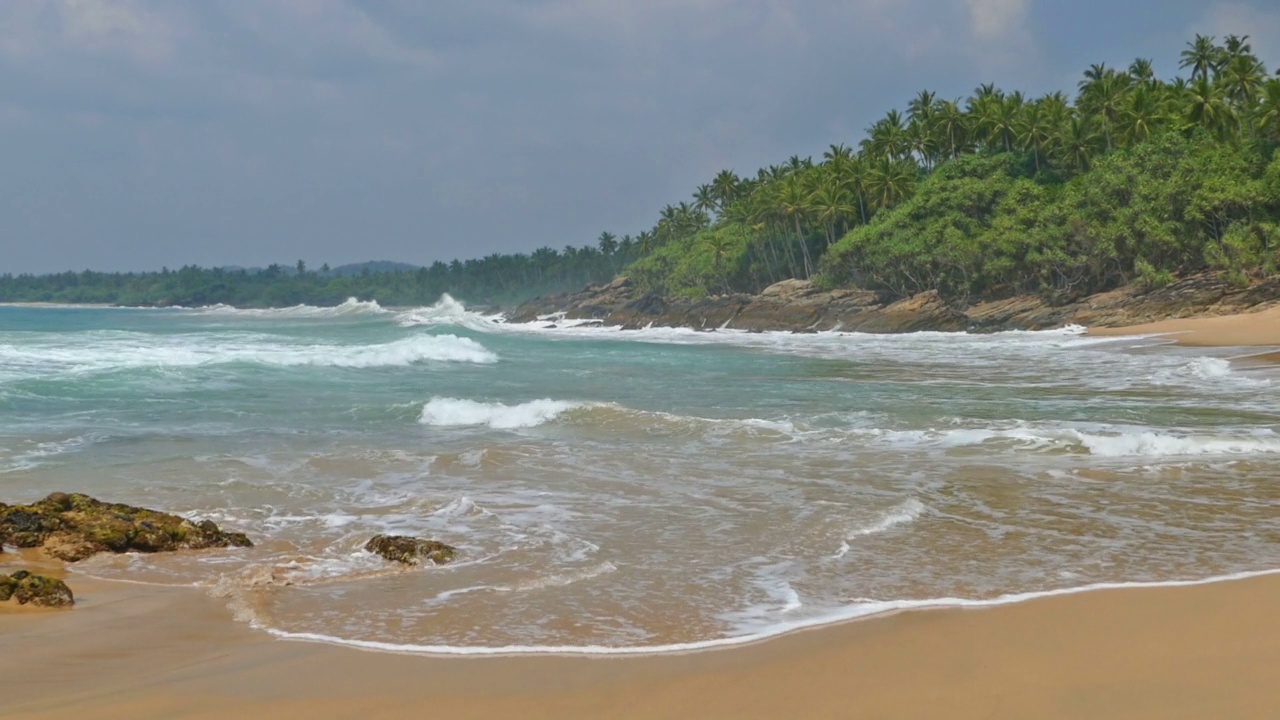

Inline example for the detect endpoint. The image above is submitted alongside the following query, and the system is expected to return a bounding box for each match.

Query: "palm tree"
[988,95,1022,153]
[693,184,718,216]
[1256,78,1280,143]
[597,231,618,257]
[865,158,916,211]
[1119,84,1164,144]
[1221,53,1267,117]
[810,180,858,250]
[702,232,734,292]
[711,170,742,211]
[1128,58,1156,84]
[932,99,969,160]
[1183,76,1238,140]
[1016,101,1054,171]
[862,110,910,160]
[776,175,815,277]
[1053,115,1102,173]
[1180,35,1220,82]
[907,90,936,125]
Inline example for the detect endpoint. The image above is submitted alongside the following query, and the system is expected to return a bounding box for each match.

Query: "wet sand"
[1089,305,1280,347]
[3,571,1278,720]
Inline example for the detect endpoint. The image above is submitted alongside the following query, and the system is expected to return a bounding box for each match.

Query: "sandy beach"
[1,570,1276,719]
[1088,305,1280,347]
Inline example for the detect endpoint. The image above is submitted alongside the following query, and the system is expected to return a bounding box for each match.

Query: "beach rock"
[364,535,456,565]
[507,270,1280,335]
[0,493,253,562]
[0,570,74,608]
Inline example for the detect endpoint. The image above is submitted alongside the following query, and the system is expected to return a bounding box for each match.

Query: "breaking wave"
[0,333,497,377]
[195,297,390,319]
[420,398,590,429]
[396,294,507,332]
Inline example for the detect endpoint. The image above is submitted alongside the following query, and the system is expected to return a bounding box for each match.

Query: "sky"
[2,1,1279,273]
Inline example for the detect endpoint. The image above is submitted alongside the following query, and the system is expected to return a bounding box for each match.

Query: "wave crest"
[196,297,390,319]
[419,398,589,429]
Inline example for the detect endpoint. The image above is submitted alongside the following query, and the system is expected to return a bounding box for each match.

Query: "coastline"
[1087,305,1280,347]
[4,569,1278,719]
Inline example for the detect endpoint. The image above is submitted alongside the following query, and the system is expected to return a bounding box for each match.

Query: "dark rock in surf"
[0,570,74,608]
[364,535,456,566]
[0,493,253,562]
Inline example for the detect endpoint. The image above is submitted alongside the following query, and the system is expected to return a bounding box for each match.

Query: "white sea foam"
[851,423,1280,458]
[253,568,1280,656]
[395,295,507,332]
[1151,356,1270,388]
[850,498,926,537]
[196,297,390,318]
[419,397,589,429]
[0,333,496,377]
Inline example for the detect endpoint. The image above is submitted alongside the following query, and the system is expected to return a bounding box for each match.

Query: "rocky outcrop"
[0,493,253,562]
[0,570,74,608]
[364,535,456,566]
[509,272,1280,335]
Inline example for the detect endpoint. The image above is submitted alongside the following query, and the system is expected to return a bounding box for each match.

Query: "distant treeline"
[0,250,623,307]
[5,34,1280,308]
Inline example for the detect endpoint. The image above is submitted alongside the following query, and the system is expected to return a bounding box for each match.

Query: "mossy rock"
[364,535,456,565]
[0,493,253,562]
[0,570,74,607]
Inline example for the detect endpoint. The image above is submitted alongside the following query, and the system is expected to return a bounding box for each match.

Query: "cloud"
[0,0,182,64]
[966,0,1031,41]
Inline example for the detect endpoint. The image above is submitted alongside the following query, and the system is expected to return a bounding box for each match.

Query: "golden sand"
[3,571,1278,719]
[1088,305,1280,347]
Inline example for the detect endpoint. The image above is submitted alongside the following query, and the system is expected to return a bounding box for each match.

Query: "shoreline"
[1087,305,1280,348]
[250,566,1280,658]
[4,567,1279,719]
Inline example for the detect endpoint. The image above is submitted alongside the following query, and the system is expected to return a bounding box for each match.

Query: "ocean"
[2,298,1278,654]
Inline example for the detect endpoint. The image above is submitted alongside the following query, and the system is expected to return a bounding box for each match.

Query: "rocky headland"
[509,272,1280,334]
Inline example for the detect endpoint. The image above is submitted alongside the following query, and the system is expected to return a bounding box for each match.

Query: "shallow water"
[2,298,1279,653]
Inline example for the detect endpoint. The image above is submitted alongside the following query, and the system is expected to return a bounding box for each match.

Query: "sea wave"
[195,297,390,319]
[396,295,507,332]
[0,333,497,376]
[420,398,591,429]
[852,423,1280,458]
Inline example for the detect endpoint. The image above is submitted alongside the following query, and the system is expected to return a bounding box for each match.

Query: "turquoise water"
[2,298,1279,653]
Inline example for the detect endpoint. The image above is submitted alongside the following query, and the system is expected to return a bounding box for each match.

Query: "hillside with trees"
[2,35,1278,309]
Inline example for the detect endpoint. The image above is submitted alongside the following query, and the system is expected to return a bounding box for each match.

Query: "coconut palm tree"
[1180,35,1220,82]
[1016,101,1054,171]
[1128,58,1156,84]
[597,231,618,257]
[711,170,742,211]
[810,179,858,250]
[1221,53,1267,118]
[932,99,969,160]
[1053,115,1102,173]
[1119,84,1165,144]
[1259,78,1280,142]
[693,184,718,216]
[1184,76,1238,140]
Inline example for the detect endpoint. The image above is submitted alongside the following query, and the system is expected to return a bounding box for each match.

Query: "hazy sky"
[3,1,1278,273]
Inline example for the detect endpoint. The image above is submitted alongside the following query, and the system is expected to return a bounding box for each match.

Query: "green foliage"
[820,134,1277,300]
[627,224,754,299]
